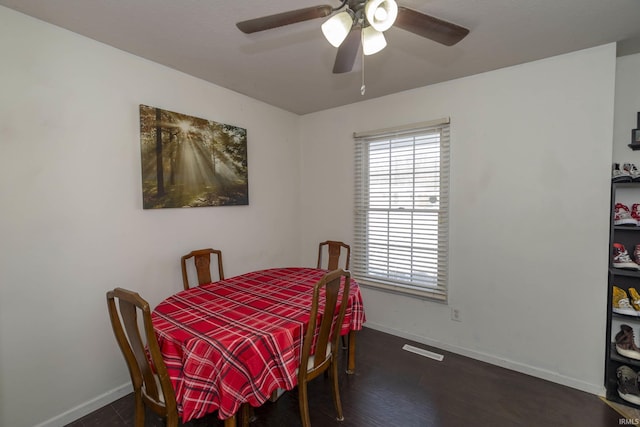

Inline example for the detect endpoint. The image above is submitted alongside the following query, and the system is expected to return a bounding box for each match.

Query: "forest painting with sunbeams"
[139,105,248,209]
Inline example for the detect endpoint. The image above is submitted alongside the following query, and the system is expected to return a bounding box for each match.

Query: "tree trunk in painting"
[155,107,165,197]
[169,131,178,186]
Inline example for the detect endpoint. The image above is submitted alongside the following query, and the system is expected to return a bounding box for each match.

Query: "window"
[353,119,450,301]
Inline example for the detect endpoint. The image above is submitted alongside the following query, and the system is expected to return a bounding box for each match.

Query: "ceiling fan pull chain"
[361,32,366,96]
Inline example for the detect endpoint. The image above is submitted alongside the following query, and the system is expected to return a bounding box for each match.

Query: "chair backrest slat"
[317,241,350,271]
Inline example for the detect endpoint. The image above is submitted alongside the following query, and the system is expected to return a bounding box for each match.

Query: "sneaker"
[616,325,640,360]
[613,243,640,270]
[630,288,640,311]
[613,286,640,316]
[624,163,640,182]
[614,203,638,226]
[633,204,640,223]
[613,163,633,183]
[618,365,640,405]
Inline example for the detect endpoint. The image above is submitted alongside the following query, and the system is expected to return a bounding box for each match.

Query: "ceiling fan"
[236,0,469,74]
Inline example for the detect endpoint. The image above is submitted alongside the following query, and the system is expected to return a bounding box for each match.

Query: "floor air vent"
[402,344,444,361]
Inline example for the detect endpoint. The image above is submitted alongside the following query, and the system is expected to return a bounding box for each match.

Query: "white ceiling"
[2,0,640,115]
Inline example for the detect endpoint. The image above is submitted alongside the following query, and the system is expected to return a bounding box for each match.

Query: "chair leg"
[346,330,356,374]
[330,362,344,421]
[239,403,251,427]
[166,411,179,427]
[223,413,237,427]
[298,381,311,427]
[133,391,145,427]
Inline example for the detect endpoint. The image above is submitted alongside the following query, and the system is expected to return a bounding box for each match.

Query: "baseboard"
[34,383,132,427]
[363,322,607,397]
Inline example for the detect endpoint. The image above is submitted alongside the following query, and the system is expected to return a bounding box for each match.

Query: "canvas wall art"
[139,105,248,209]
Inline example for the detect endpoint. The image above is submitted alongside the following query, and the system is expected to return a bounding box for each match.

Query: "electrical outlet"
[451,307,461,322]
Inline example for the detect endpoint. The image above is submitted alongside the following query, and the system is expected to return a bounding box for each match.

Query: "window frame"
[352,118,450,301]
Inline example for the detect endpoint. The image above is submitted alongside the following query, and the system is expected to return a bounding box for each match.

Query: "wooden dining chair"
[298,268,352,427]
[107,287,248,427]
[106,287,179,427]
[181,248,224,290]
[317,240,350,271]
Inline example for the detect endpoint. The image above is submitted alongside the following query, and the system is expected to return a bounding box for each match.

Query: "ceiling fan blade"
[236,5,333,34]
[395,7,469,46]
[333,26,361,74]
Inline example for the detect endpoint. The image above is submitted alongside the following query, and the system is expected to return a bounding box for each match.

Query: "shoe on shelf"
[613,163,633,183]
[613,286,640,316]
[613,243,640,270]
[635,244,640,264]
[632,204,640,225]
[618,365,640,405]
[629,288,640,311]
[614,203,638,226]
[616,325,640,360]
[624,163,640,182]
[617,365,640,404]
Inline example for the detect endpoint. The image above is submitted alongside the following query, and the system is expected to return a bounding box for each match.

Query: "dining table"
[151,267,366,426]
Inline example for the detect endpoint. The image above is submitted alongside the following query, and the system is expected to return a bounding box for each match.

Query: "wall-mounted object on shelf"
[628,112,640,150]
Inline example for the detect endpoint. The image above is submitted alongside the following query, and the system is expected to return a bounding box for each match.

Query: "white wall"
[0,7,302,427]
[299,44,616,394]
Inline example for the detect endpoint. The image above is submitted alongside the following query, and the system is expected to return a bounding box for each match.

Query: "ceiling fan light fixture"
[321,11,353,47]
[365,0,398,32]
[362,26,387,55]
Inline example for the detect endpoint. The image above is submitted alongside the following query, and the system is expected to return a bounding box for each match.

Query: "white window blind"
[353,120,450,301]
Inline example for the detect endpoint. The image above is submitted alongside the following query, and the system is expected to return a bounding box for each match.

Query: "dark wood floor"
[67,327,623,426]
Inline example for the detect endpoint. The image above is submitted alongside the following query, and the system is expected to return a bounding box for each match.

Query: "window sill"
[353,276,447,303]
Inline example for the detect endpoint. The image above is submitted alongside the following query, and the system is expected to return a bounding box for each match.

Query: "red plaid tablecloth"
[151,267,366,422]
